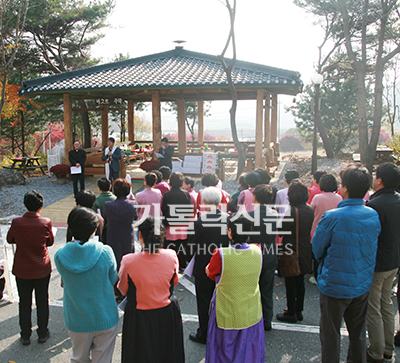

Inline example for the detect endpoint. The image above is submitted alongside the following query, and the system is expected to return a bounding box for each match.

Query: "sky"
[91,0,325,139]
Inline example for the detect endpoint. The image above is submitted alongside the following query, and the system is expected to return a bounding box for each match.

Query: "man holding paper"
[69,141,87,198]
[158,137,174,169]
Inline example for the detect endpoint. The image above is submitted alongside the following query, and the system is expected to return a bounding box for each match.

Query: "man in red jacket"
[7,191,54,346]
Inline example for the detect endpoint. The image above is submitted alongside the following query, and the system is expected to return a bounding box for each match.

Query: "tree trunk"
[316,118,335,158]
[364,61,385,172]
[21,111,25,156]
[11,127,15,154]
[356,70,369,161]
[229,97,246,177]
[79,99,91,148]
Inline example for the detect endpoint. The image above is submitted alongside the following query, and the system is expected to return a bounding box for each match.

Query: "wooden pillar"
[128,100,135,145]
[264,93,271,166]
[271,94,278,145]
[177,98,187,153]
[198,100,204,146]
[254,89,264,168]
[101,105,109,148]
[152,91,162,155]
[264,93,271,148]
[63,94,72,164]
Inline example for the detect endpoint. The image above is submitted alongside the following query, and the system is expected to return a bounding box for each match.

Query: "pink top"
[308,185,323,204]
[237,189,255,212]
[310,192,343,237]
[165,226,188,241]
[135,187,162,219]
[153,181,171,197]
[118,249,179,310]
[188,188,198,208]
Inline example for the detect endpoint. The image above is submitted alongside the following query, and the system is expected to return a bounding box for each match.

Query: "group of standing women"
[54,167,344,363]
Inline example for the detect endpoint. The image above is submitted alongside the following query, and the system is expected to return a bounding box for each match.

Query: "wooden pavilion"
[19,46,303,168]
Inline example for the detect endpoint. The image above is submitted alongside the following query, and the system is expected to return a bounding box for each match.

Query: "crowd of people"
[5,161,400,363]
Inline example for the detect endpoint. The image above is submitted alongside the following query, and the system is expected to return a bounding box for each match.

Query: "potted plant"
[50,164,70,184]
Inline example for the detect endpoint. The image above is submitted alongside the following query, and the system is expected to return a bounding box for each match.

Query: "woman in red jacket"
[7,191,54,346]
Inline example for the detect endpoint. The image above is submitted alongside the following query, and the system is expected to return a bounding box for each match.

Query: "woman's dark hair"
[76,190,96,208]
[313,170,327,184]
[238,173,248,189]
[288,179,309,206]
[201,172,219,187]
[319,174,338,193]
[145,173,157,187]
[255,168,272,184]
[341,163,371,198]
[97,177,111,192]
[184,176,195,189]
[159,166,171,180]
[170,172,184,188]
[138,216,164,253]
[245,171,262,188]
[153,170,163,184]
[376,162,400,190]
[227,214,252,244]
[113,178,131,198]
[253,184,273,205]
[24,190,44,212]
[67,207,99,242]
[285,170,300,185]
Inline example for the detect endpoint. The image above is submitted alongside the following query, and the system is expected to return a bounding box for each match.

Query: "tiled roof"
[19,48,303,96]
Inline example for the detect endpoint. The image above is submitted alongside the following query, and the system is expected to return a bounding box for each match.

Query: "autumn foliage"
[0,83,29,125]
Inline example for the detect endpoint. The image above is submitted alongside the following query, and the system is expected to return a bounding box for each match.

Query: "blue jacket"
[55,240,119,333]
[101,147,122,172]
[312,198,381,299]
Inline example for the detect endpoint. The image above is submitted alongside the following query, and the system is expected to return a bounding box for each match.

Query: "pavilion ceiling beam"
[71,107,128,112]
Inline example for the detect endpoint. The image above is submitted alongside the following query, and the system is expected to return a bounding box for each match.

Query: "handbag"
[278,206,301,277]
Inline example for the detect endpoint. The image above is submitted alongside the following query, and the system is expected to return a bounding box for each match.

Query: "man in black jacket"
[161,172,192,270]
[68,141,87,198]
[158,137,174,170]
[366,162,400,363]
[188,187,229,344]
[247,184,279,331]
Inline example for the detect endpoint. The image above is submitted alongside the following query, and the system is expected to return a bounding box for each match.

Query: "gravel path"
[0,157,349,219]
[0,175,90,219]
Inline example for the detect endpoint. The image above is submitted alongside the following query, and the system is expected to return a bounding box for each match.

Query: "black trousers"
[194,275,215,340]
[72,172,85,197]
[165,239,188,270]
[285,274,305,315]
[259,266,275,325]
[108,170,120,186]
[320,291,369,363]
[16,275,50,339]
[312,253,319,279]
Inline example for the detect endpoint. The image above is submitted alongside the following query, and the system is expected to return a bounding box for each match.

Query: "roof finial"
[173,40,186,50]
